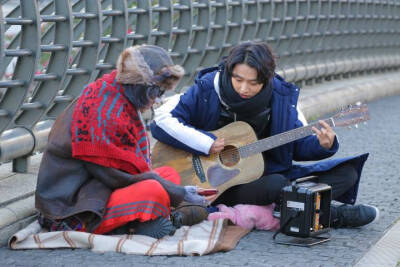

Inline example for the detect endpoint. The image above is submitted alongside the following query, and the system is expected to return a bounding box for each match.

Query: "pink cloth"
[208,204,280,231]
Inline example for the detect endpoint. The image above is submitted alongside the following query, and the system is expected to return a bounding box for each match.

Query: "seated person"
[35,45,208,238]
[150,41,378,228]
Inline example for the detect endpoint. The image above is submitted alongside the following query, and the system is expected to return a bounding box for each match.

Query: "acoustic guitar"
[151,104,370,199]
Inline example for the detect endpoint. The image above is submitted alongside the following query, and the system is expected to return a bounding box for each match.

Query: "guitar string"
[210,110,366,159]
[215,120,332,159]
[216,124,314,158]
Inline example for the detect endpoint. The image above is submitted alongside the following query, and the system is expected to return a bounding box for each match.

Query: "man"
[150,41,378,228]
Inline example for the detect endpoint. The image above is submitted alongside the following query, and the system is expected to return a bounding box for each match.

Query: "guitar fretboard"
[238,118,335,158]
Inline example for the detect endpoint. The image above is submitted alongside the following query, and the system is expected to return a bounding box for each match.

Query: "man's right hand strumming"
[210,137,225,154]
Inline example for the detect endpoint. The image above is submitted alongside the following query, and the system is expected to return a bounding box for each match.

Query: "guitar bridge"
[192,155,206,183]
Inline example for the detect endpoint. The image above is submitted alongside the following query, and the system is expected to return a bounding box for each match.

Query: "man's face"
[231,63,264,99]
[139,86,165,112]
[139,98,156,112]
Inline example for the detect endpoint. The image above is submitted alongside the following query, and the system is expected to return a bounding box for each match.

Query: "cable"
[273,209,300,240]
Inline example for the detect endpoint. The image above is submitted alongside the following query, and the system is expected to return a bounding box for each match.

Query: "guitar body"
[151,121,264,198]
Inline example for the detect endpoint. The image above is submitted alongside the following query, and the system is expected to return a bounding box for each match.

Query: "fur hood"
[116,45,184,90]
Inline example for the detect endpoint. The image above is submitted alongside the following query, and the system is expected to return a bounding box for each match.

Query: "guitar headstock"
[332,103,370,127]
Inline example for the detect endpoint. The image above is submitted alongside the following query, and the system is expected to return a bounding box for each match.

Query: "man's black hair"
[223,42,276,85]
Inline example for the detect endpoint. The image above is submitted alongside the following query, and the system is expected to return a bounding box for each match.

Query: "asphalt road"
[1,94,399,267]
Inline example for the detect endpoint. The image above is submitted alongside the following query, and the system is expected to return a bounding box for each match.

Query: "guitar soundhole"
[219,145,240,167]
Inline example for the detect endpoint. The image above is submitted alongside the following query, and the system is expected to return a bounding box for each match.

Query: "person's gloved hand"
[183,186,207,206]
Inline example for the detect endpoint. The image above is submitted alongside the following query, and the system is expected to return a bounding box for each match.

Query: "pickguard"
[207,164,240,187]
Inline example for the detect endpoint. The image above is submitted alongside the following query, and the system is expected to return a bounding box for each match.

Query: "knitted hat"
[116,45,184,90]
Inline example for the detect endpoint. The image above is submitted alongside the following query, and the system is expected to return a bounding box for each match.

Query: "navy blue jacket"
[151,67,368,204]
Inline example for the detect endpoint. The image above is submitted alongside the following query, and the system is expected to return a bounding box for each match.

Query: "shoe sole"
[134,217,176,239]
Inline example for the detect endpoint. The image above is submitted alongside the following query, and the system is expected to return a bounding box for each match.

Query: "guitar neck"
[239,118,335,158]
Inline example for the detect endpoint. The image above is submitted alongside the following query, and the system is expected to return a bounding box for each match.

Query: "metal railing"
[0,0,400,172]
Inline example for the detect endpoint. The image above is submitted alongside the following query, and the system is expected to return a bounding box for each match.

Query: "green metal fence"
[0,0,400,172]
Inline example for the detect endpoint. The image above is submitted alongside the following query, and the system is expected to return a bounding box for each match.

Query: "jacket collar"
[195,66,219,82]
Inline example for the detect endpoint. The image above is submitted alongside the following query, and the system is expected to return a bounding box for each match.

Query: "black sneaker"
[107,217,176,239]
[330,204,379,228]
[273,204,281,219]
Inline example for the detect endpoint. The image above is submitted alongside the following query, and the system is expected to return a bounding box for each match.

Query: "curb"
[355,219,400,267]
[0,196,36,246]
[299,70,400,120]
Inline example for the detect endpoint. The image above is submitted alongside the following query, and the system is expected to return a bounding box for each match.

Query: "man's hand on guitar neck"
[210,137,225,154]
[312,120,336,150]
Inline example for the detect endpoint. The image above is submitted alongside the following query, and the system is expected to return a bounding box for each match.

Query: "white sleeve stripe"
[154,94,214,154]
[296,104,308,125]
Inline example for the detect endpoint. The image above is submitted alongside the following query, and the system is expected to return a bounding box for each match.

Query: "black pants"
[213,163,358,207]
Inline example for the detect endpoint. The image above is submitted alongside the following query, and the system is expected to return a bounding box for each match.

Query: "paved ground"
[0,95,399,267]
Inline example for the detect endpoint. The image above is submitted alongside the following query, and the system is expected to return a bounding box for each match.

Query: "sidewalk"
[1,71,400,266]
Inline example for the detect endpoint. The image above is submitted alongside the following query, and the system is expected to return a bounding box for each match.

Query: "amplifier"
[274,176,332,246]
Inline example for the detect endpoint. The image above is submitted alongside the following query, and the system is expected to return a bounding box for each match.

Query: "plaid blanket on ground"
[9,219,249,256]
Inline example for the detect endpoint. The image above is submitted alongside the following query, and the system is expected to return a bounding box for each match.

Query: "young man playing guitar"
[150,41,378,228]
